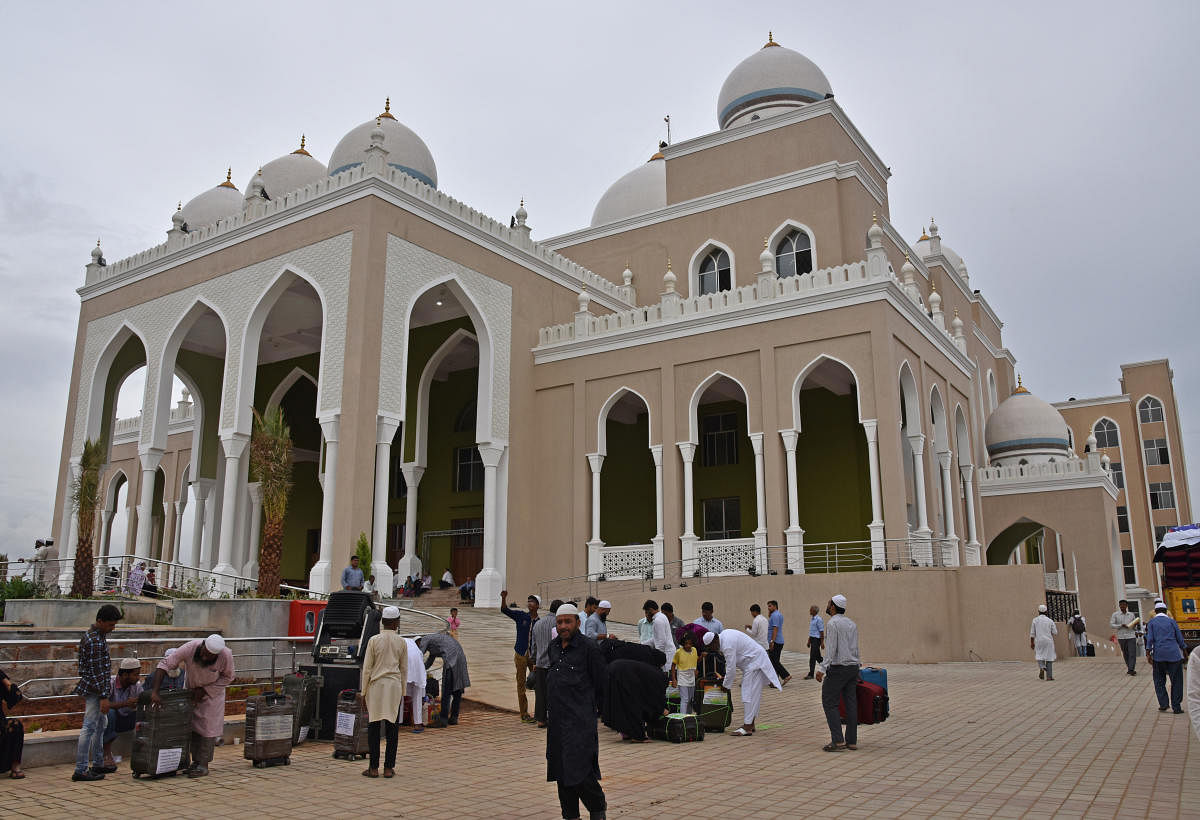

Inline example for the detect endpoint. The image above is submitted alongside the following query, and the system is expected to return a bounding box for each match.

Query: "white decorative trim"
[596,387,653,455]
[766,220,818,275]
[978,459,1118,500]
[1051,394,1129,410]
[972,326,1017,366]
[686,371,751,445]
[687,239,737,299]
[791,354,863,426]
[265,366,318,411]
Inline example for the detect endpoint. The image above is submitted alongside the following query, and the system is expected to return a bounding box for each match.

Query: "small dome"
[913,234,965,272]
[717,34,832,129]
[179,170,243,231]
[984,381,1071,465]
[590,152,666,227]
[327,98,437,188]
[251,136,327,200]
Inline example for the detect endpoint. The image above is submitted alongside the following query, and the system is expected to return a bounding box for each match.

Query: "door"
[449,517,483,583]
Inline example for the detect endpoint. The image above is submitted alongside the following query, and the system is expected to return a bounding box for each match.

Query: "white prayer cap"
[204,634,226,653]
[382,606,401,619]
[557,603,580,617]
[119,657,140,670]
[831,594,848,608]
[702,631,716,646]
[164,648,182,678]
[598,600,612,609]
[1154,601,1167,611]
[1038,604,1047,613]
[530,594,542,606]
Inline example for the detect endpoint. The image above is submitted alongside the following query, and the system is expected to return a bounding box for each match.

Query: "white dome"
[179,171,243,231]
[984,384,1071,465]
[914,234,965,273]
[252,138,327,200]
[717,35,832,129]
[590,152,666,227]
[327,100,437,188]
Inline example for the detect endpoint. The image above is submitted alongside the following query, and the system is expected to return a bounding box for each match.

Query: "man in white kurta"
[150,634,235,777]
[705,628,781,735]
[745,604,769,650]
[1029,604,1058,681]
[405,636,427,731]
[641,600,677,672]
[360,607,408,777]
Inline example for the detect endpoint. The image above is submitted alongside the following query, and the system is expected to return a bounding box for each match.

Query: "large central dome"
[327,99,438,188]
[717,34,832,129]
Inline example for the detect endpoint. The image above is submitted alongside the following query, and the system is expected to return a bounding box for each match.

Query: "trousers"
[74,694,105,773]
[807,636,823,676]
[557,777,607,819]
[190,733,216,768]
[368,719,398,769]
[533,667,548,723]
[821,664,858,746]
[1152,659,1183,710]
[515,652,531,717]
[1118,638,1138,672]
[769,642,790,680]
[405,682,426,725]
[440,668,463,722]
[740,669,768,724]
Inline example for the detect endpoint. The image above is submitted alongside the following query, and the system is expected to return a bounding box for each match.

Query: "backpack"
[1070,616,1085,635]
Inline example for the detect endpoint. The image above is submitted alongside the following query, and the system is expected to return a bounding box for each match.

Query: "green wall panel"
[692,400,757,538]
[599,414,655,546]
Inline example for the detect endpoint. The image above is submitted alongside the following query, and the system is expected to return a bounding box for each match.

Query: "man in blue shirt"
[1144,600,1187,713]
[803,604,824,680]
[340,555,365,591]
[693,602,723,634]
[766,600,791,684]
[584,600,611,640]
[500,590,540,723]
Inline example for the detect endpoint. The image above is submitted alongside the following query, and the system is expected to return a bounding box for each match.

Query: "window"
[697,249,732,295]
[1154,525,1171,545]
[1121,549,1136,585]
[1117,505,1129,533]
[1109,461,1123,489]
[1143,438,1169,466]
[702,497,741,540]
[451,517,483,549]
[1149,482,1175,510]
[774,229,813,278]
[454,400,477,433]
[700,412,739,467]
[453,446,484,492]
[1093,419,1119,449]
[1138,397,1164,423]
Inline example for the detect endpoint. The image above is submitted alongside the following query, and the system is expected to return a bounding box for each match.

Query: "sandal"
[362,768,379,778]
[731,727,754,736]
[383,768,395,778]
[9,769,25,779]
[845,744,857,751]
[822,743,846,752]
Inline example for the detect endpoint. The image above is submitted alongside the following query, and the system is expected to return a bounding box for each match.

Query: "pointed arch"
[1091,416,1121,449]
[415,327,480,467]
[929,384,949,453]
[954,404,972,466]
[767,219,818,276]
[687,370,752,443]
[86,321,150,443]
[1137,394,1166,424]
[791,354,863,429]
[898,361,922,436]
[151,298,229,450]
[597,387,653,456]
[103,468,129,513]
[687,239,736,298]
[266,366,319,411]
[986,370,998,413]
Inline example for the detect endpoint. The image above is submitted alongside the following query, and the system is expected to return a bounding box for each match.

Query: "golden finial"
[293,134,312,156]
[520,198,524,207]
[218,167,237,189]
[300,134,305,149]
[919,227,930,241]
[380,97,396,120]
[625,258,631,268]
[176,201,182,211]
[904,252,910,261]
[1013,374,1029,394]
[764,31,780,47]
[872,211,878,224]
[953,308,959,317]
[667,257,673,271]
[763,236,769,250]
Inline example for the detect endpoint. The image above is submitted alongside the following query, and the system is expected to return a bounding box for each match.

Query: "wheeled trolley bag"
[859,666,887,690]
[649,712,704,742]
[130,689,193,778]
[839,680,889,725]
[697,685,733,733]
[244,693,295,768]
[332,689,370,760]
[281,672,321,743]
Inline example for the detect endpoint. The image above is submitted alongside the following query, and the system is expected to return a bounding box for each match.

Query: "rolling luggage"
[860,666,887,690]
[665,685,680,713]
[332,690,370,760]
[244,693,295,768]
[697,685,732,732]
[281,672,321,743]
[649,712,704,743]
[130,689,193,778]
[839,680,889,725]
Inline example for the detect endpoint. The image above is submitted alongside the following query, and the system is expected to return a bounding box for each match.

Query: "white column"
[908,433,933,565]
[57,457,83,592]
[398,464,425,582]
[650,444,664,576]
[171,500,185,586]
[191,479,213,576]
[1055,531,1066,589]
[308,416,340,595]
[677,442,698,574]
[862,420,886,569]
[586,453,605,577]
[213,434,248,589]
[99,509,113,559]
[134,448,164,560]
[243,482,263,579]
[749,433,767,552]
[959,465,981,565]
[938,450,958,566]
[474,442,507,608]
[371,417,400,596]
[778,430,804,573]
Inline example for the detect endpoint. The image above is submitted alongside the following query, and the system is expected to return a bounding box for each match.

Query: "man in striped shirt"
[73,604,122,781]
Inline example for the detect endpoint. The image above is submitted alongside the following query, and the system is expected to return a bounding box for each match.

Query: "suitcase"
[130,689,193,778]
[697,685,733,732]
[860,666,887,690]
[1085,644,1096,657]
[332,690,370,760]
[649,712,704,742]
[839,680,889,725]
[244,693,295,768]
[665,685,681,713]
[281,672,322,743]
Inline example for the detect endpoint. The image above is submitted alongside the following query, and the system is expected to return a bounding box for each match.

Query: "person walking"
[72,604,122,781]
[1109,600,1140,675]
[641,600,676,672]
[360,606,407,778]
[1144,600,1187,713]
[149,634,235,777]
[1068,610,1088,657]
[1030,604,1058,681]
[815,594,860,751]
[500,590,540,723]
[745,604,769,650]
[546,603,608,820]
[767,600,791,684]
[802,604,823,680]
[531,599,564,729]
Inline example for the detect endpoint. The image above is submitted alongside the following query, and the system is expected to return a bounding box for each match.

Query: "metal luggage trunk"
[281,672,322,743]
[130,690,193,778]
[244,693,295,767]
[332,690,369,760]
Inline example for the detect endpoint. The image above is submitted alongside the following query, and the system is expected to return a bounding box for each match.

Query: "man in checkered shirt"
[72,604,122,781]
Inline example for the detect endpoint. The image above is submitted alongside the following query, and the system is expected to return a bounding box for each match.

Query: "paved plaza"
[8,607,1198,818]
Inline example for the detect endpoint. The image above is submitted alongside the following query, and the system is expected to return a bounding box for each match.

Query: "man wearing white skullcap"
[150,634,235,777]
[360,605,408,777]
[703,625,782,736]
[815,595,861,751]
[1145,599,1187,713]
[101,658,145,769]
[585,600,612,641]
[1030,603,1058,682]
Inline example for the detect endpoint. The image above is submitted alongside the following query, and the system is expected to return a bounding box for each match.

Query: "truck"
[1152,524,1200,651]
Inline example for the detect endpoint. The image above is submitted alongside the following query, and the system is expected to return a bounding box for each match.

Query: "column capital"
[191,477,215,500]
[908,432,926,454]
[937,450,953,469]
[400,462,426,486]
[748,431,764,454]
[376,416,401,445]
[174,500,186,515]
[778,428,799,450]
[138,447,165,472]
[247,482,263,505]
[677,441,696,462]
[860,419,879,442]
[586,452,605,473]
[477,442,506,468]
[958,463,975,481]
[219,433,250,460]
[649,443,664,465]
[319,414,341,443]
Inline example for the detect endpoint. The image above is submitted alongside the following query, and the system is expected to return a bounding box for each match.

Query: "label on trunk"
[156,747,183,774]
[336,711,357,736]
[254,714,293,742]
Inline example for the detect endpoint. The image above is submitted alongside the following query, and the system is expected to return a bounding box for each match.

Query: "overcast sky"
[2,1,1197,561]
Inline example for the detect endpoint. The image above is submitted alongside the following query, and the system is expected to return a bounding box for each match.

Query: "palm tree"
[250,406,294,597]
[69,437,106,597]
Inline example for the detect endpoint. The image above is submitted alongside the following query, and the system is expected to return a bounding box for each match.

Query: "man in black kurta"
[547,603,607,820]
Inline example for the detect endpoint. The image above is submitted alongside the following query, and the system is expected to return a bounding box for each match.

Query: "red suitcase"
[838,680,889,725]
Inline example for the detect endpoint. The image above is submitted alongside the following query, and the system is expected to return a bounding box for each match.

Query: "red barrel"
[289,599,327,637]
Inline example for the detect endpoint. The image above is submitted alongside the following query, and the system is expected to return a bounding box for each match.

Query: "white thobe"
[717,628,781,723]
[1030,614,1057,662]
[1188,648,1200,742]
[405,637,426,725]
[649,612,675,672]
[746,614,769,650]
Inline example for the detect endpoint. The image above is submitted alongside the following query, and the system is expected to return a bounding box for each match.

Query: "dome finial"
[872,211,878,224]
[764,31,780,48]
[219,168,237,189]
[379,96,396,120]
[293,134,312,156]
[1013,374,1029,394]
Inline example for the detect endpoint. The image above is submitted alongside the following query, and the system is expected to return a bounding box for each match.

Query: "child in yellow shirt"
[671,632,699,713]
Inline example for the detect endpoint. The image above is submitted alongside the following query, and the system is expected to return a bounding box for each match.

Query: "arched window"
[698,249,732,295]
[454,400,476,433]
[774,229,813,278]
[1138,397,1164,423]
[1093,418,1119,448]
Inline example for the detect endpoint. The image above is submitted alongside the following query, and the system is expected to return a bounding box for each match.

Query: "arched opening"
[898,364,922,532]
[599,390,655,550]
[773,226,814,278]
[272,374,321,583]
[986,518,1046,566]
[690,242,735,297]
[691,375,755,544]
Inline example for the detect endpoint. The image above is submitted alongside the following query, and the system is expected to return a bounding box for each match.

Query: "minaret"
[365,116,389,174]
